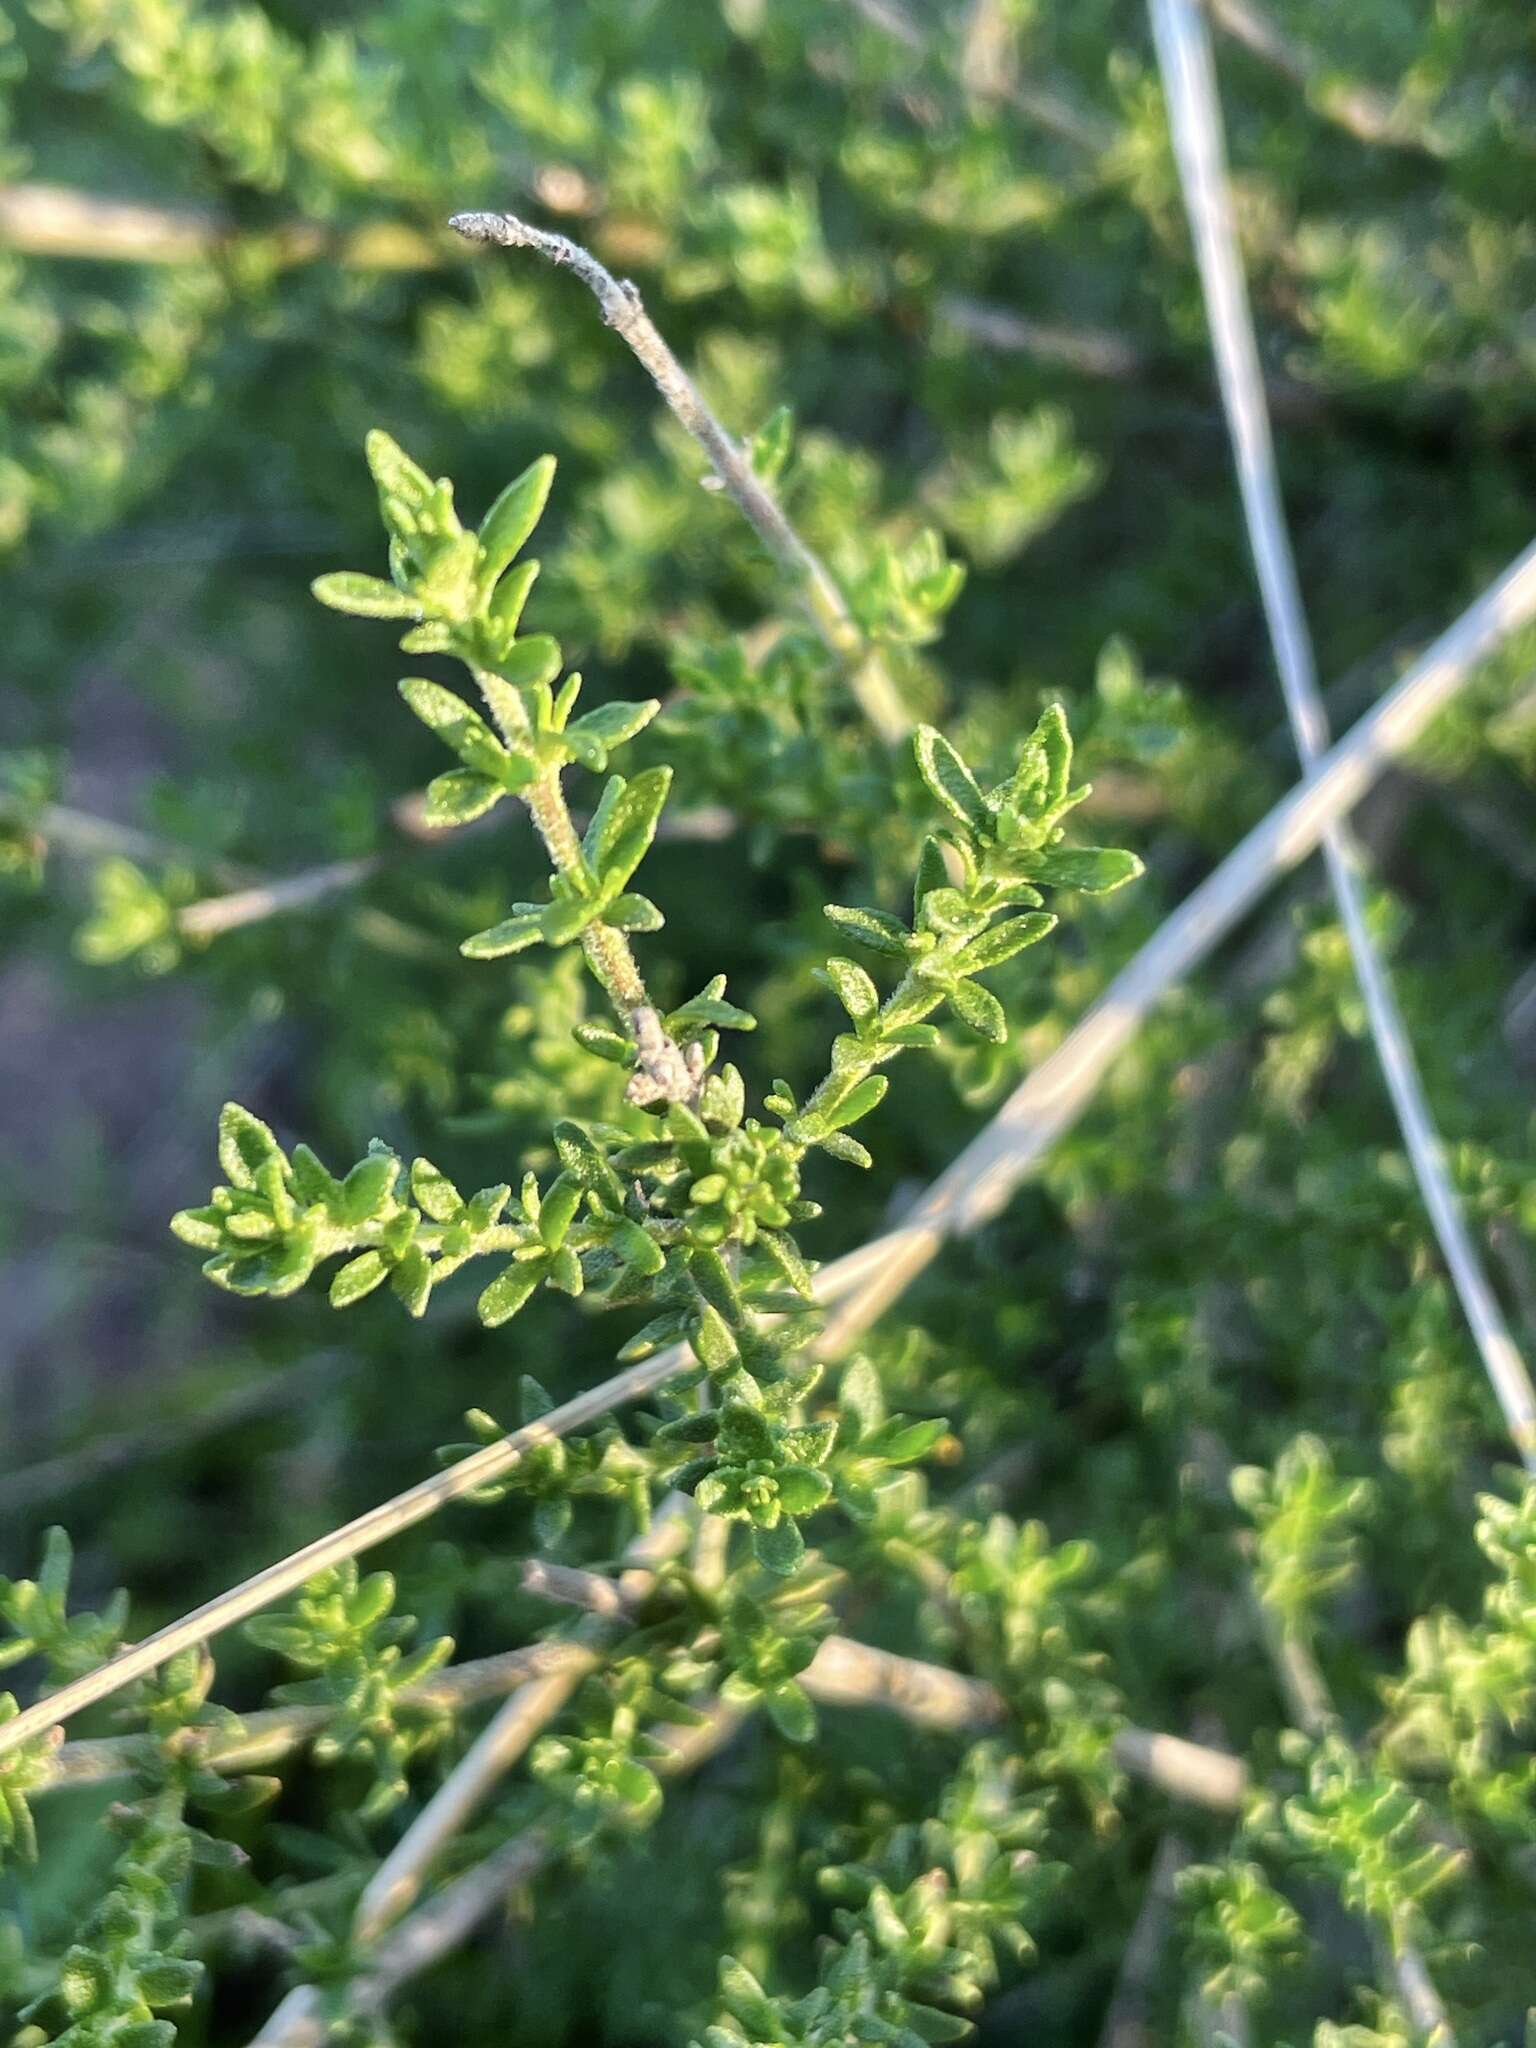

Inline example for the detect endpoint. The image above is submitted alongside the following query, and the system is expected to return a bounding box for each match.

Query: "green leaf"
[763,1678,816,1743]
[470,669,529,749]
[1037,700,1074,807]
[822,956,879,1026]
[553,1122,626,1205]
[290,1144,340,1206]
[218,1104,283,1191]
[537,1175,582,1250]
[477,454,556,586]
[821,1132,872,1169]
[617,1310,691,1362]
[719,1958,779,2035]
[330,1251,389,1307]
[689,1244,743,1318]
[913,835,950,914]
[611,1757,662,1818]
[311,572,420,619]
[423,769,505,828]
[914,726,989,832]
[718,1400,774,1460]
[754,1518,806,1576]
[748,404,794,480]
[583,766,673,891]
[573,1021,635,1064]
[824,904,910,957]
[478,1260,546,1327]
[336,1151,398,1224]
[59,1948,112,2016]
[839,1358,885,1432]
[865,1416,949,1464]
[692,1302,739,1374]
[462,911,543,959]
[528,1495,569,1553]
[496,634,563,691]
[611,1217,665,1277]
[365,429,433,511]
[668,976,757,1033]
[779,1419,836,1466]
[410,1157,462,1221]
[1035,846,1143,894]
[905,2004,975,2043]
[605,892,664,933]
[542,889,599,946]
[955,912,1057,973]
[390,1245,432,1318]
[399,620,456,654]
[774,1465,833,1515]
[170,1205,224,1250]
[564,698,662,771]
[948,978,1006,1043]
[135,1957,202,2007]
[823,1072,888,1132]
[398,678,510,777]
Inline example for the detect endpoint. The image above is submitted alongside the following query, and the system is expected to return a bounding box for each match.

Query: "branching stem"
[5,547,1533,1768]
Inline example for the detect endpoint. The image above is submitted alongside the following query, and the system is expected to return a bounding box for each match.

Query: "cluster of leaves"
[703,1746,1060,2048]
[166,434,1138,1587]
[18,1805,204,2048]
[245,1564,454,1820]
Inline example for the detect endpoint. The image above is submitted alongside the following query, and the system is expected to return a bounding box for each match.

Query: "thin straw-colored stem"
[1202,0,1442,157]
[349,1666,588,1945]
[346,1510,690,1947]
[447,209,909,744]
[5,547,1535,1768]
[1150,0,1536,1475]
[49,1641,598,1788]
[1095,1834,1190,2048]
[520,1557,1249,1810]
[814,550,1536,1357]
[0,181,444,268]
[245,1703,745,2047]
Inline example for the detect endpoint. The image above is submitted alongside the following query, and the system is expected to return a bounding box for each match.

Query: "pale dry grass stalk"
[522,1556,1249,1810]
[1201,0,1443,157]
[1150,0,1536,1474]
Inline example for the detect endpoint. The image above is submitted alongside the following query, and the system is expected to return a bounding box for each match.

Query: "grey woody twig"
[447,208,910,743]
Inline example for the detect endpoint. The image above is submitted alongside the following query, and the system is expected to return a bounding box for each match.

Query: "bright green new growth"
[173,434,1140,1577]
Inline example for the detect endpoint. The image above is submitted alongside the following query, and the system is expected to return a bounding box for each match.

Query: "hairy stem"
[473,666,697,1102]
